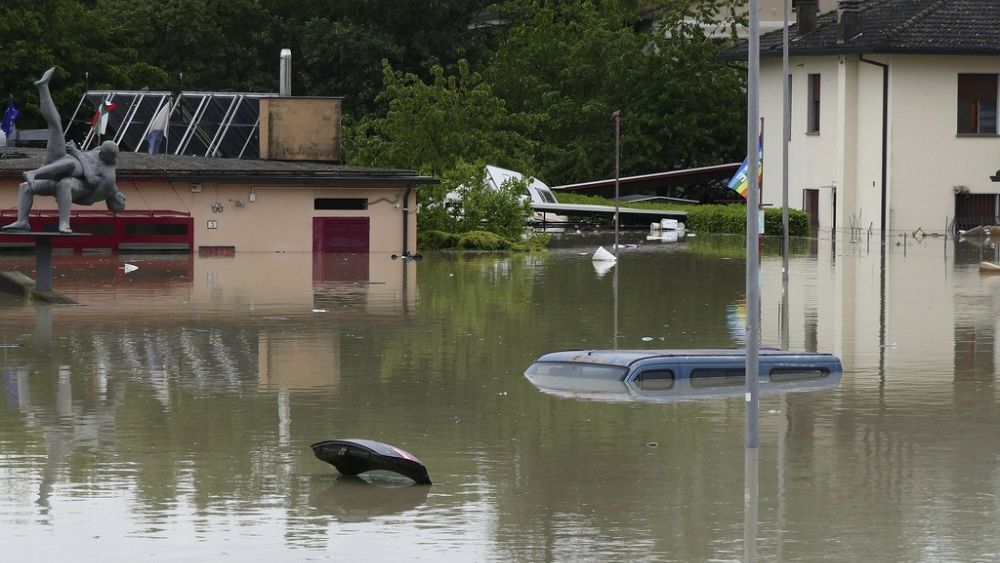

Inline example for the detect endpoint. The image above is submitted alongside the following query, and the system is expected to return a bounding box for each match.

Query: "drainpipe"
[402,185,413,256]
[859,55,889,241]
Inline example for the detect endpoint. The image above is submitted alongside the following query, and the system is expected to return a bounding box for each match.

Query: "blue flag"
[1,96,19,137]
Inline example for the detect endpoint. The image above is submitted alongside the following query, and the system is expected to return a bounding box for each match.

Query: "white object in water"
[592,246,617,262]
[660,218,679,230]
[123,263,139,274]
[592,260,615,277]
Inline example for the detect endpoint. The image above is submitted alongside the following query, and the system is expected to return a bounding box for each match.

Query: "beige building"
[725,0,1000,235]
[0,95,435,255]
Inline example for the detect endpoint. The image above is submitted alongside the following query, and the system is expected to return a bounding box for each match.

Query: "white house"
[725,0,1000,235]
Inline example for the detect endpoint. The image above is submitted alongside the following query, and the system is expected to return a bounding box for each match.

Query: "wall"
[888,55,1000,234]
[760,56,842,230]
[259,97,342,162]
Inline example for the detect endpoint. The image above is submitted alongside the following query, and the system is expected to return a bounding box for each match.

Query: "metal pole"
[745,0,761,449]
[781,0,791,351]
[613,256,619,349]
[612,110,621,257]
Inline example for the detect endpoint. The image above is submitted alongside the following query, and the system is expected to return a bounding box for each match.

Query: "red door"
[312,217,370,253]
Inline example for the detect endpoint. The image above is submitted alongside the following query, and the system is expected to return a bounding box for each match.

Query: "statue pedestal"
[1,231,90,292]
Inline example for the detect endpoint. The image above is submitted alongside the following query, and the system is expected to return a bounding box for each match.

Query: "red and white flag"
[91,100,118,135]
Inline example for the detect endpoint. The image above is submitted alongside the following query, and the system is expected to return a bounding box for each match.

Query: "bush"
[457,231,512,250]
[417,161,532,240]
[554,193,810,236]
[419,230,461,249]
[418,230,550,251]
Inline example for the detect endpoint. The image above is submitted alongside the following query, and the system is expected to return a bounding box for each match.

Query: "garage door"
[312,217,370,253]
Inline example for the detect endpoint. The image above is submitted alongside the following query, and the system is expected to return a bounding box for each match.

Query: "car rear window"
[524,362,629,380]
[634,369,675,390]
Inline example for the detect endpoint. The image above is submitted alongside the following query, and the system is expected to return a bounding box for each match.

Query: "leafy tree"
[418,161,532,240]
[93,0,278,93]
[266,0,500,118]
[488,0,747,185]
[0,0,166,129]
[349,59,540,177]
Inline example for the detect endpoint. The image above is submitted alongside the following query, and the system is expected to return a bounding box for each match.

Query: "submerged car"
[523,348,842,403]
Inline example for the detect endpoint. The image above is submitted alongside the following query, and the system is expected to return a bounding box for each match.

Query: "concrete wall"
[259,97,342,162]
[889,55,1000,233]
[761,52,1000,236]
[760,57,842,229]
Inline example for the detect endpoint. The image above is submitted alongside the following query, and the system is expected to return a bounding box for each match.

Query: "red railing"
[0,209,193,252]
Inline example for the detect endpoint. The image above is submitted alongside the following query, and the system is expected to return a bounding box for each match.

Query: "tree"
[0,0,166,129]
[267,0,500,119]
[349,59,540,177]
[488,0,747,185]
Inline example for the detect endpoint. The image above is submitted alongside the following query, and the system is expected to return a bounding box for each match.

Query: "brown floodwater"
[1,231,999,561]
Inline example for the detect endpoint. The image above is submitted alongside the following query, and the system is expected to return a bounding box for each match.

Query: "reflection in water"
[307,474,430,523]
[0,238,1000,559]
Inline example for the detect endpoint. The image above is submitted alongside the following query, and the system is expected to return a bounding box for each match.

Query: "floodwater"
[1,231,999,562]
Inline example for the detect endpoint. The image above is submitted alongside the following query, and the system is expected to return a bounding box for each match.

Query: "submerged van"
[523,348,842,403]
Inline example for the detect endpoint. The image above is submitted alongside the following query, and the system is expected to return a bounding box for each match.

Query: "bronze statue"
[1,67,126,234]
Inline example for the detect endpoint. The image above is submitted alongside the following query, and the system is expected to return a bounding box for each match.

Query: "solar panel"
[66,90,269,159]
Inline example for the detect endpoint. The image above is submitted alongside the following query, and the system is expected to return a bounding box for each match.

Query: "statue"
[1,67,126,234]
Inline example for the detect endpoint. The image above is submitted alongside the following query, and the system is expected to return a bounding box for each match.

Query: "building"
[0,65,436,255]
[0,147,434,254]
[723,0,1000,234]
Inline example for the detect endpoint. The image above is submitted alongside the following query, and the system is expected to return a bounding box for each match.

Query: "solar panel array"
[66,91,272,159]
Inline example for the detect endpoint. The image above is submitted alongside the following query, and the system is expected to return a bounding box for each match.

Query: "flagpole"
[781,0,791,351]
[612,110,621,257]
[745,0,761,449]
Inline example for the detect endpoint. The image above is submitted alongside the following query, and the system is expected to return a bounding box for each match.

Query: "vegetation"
[556,192,811,237]
[419,229,551,251]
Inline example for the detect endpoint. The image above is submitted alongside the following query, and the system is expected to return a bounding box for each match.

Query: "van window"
[769,367,829,383]
[691,368,746,388]
[524,362,628,380]
[634,369,674,390]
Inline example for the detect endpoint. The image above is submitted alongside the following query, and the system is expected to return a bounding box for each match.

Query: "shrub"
[554,193,810,236]
[457,231,512,250]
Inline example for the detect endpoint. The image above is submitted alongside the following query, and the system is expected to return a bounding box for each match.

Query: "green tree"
[349,59,539,177]
[266,0,500,119]
[0,0,166,129]
[93,0,278,92]
[488,0,747,185]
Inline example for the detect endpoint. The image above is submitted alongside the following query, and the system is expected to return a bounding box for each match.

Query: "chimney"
[796,0,818,36]
[838,0,863,43]
[279,49,292,96]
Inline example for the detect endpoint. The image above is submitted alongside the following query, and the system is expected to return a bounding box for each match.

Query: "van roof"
[533,349,838,368]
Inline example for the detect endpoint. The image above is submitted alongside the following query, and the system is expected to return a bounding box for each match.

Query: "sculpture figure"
[1,67,126,234]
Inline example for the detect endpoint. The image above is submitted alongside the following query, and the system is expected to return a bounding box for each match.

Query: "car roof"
[532,349,838,368]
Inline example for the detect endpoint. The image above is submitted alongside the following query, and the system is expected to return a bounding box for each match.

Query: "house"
[723,0,1000,234]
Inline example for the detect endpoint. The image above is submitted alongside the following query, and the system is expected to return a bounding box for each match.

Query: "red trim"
[0,209,193,252]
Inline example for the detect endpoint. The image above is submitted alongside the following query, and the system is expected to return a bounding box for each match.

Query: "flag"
[727,138,763,199]
[1,96,18,137]
[144,102,170,154]
[91,99,118,135]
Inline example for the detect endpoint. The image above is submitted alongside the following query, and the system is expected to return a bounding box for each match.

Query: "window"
[690,368,746,388]
[958,74,998,134]
[524,362,629,380]
[807,74,821,133]
[633,369,675,391]
[314,198,368,210]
